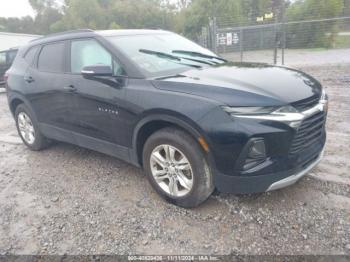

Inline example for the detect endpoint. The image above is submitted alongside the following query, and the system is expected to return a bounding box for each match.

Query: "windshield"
[107,33,221,77]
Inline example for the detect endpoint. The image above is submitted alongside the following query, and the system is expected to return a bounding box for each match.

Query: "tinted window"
[71,39,124,75]
[7,50,18,64]
[0,52,5,65]
[38,42,65,72]
[24,47,38,65]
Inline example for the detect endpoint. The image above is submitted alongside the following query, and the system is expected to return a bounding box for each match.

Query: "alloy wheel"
[17,112,36,145]
[150,144,194,197]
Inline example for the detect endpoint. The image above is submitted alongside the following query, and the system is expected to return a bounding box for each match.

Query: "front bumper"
[213,148,324,194]
[200,93,328,194]
[266,149,323,192]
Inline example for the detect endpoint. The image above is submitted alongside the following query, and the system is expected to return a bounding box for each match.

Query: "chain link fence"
[199,16,350,66]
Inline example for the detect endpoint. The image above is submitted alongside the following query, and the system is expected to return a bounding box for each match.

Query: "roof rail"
[30,29,94,42]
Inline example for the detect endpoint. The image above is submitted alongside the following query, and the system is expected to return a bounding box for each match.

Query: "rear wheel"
[143,127,214,208]
[15,104,50,151]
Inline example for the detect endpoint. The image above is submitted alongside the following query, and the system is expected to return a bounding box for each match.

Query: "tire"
[143,127,214,208]
[15,103,50,151]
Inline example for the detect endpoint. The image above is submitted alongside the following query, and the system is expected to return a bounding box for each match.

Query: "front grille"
[291,95,320,111]
[290,111,326,155]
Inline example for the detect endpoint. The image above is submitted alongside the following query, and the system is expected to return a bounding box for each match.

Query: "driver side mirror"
[81,64,113,77]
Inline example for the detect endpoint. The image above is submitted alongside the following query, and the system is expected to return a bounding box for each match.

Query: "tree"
[344,0,350,15]
[0,0,347,46]
[286,0,345,48]
[0,16,35,34]
[51,0,107,31]
[29,0,58,14]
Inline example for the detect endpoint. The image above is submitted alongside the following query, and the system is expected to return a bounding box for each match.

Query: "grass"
[334,35,350,49]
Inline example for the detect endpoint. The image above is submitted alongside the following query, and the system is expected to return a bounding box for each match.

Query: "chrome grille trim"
[291,95,320,111]
[290,110,326,155]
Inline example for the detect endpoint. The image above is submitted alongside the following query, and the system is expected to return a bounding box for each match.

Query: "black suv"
[6,29,328,207]
[0,48,18,87]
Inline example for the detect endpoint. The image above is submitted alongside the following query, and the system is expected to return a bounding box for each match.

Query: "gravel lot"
[0,65,349,255]
[223,48,350,66]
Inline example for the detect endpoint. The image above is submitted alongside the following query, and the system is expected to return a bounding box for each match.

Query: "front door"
[68,38,128,147]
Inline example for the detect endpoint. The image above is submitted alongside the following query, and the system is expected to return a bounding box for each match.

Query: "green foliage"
[343,0,350,15]
[0,0,347,50]
[109,22,122,30]
[286,0,345,48]
[51,0,107,31]
[49,0,175,32]
[0,16,35,34]
[335,35,350,48]
[29,0,58,13]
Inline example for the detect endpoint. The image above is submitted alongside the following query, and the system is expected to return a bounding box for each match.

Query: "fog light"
[243,139,266,171]
[248,139,266,159]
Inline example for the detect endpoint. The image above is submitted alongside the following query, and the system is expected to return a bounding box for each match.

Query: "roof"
[96,29,170,36]
[29,29,170,46]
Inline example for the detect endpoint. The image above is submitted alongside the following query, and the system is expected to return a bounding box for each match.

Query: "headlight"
[222,105,304,128]
[221,106,276,115]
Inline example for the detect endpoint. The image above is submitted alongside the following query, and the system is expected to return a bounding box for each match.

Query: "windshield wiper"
[140,49,212,66]
[140,49,181,61]
[176,56,217,66]
[172,50,227,63]
[155,74,186,80]
[139,49,202,69]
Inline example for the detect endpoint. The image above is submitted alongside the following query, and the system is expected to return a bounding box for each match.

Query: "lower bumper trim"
[266,150,324,192]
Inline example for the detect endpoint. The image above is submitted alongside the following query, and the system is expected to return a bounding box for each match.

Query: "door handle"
[63,85,77,92]
[24,76,34,83]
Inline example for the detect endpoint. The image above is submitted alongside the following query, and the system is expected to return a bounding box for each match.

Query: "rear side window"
[0,52,5,65]
[7,50,18,64]
[38,42,65,73]
[24,47,38,66]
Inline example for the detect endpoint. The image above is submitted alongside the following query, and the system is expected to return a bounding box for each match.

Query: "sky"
[0,0,36,18]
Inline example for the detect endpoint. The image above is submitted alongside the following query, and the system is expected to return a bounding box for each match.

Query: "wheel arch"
[10,98,25,116]
[8,93,34,117]
[132,113,210,167]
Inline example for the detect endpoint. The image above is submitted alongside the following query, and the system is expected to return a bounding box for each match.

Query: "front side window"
[71,39,124,75]
[38,42,65,73]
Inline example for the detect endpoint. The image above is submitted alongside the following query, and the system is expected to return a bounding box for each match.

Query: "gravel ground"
[0,64,349,255]
[222,48,350,66]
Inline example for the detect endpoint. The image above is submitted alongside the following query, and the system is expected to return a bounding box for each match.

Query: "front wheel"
[143,127,214,208]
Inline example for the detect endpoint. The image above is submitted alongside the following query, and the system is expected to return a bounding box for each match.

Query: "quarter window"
[24,47,38,65]
[38,42,65,73]
[7,50,18,64]
[70,39,124,75]
[0,52,6,65]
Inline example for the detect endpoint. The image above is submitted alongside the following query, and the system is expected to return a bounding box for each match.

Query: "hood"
[151,62,322,107]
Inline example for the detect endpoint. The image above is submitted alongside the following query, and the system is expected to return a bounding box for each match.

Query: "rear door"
[28,41,76,131]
